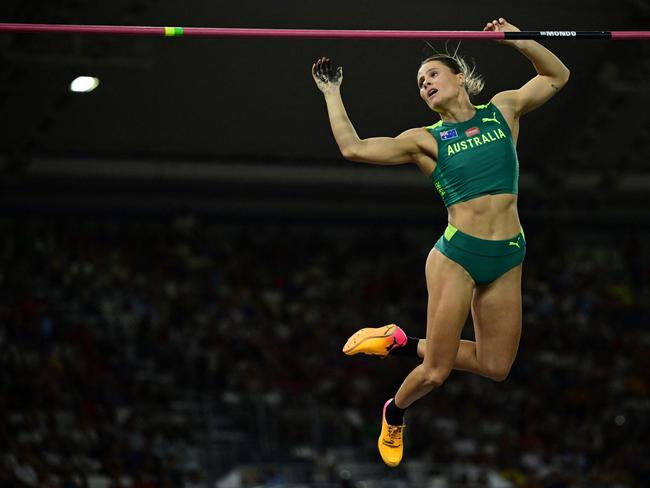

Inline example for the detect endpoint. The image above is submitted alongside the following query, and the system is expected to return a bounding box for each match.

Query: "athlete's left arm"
[486,18,571,116]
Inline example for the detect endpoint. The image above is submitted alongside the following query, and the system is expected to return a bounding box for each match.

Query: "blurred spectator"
[1,217,648,487]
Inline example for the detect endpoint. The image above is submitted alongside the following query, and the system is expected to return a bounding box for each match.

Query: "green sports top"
[425,102,519,208]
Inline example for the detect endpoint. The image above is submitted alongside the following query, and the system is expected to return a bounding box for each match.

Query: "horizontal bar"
[0,23,649,40]
[506,31,610,40]
[611,31,650,40]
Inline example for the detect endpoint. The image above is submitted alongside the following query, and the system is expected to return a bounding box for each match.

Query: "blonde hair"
[421,52,485,97]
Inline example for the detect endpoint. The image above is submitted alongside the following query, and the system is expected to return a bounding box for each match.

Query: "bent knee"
[422,368,451,388]
[483,363,511,382]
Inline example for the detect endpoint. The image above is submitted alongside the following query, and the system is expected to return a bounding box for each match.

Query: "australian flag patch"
[440,128,459,141]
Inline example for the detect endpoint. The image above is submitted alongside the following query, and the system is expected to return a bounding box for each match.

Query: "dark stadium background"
[1,1,649,487]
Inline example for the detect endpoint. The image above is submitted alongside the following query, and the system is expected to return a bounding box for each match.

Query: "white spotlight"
[70,76,100,93]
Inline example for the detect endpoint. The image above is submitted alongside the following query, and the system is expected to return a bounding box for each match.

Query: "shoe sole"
[342,324,397,356]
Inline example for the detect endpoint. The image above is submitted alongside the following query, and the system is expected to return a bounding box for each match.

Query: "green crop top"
[425,103,519,208]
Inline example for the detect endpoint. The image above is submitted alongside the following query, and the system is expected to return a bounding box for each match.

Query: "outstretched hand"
[483,17,521,46]
[312,57,343,94]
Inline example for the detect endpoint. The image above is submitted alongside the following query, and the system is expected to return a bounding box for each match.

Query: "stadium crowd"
[1,216,648,487]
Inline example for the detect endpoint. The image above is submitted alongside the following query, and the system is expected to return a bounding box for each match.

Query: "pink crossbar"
[0,23,649,40]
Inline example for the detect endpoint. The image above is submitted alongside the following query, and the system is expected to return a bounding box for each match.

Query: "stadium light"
[70,76,99,93]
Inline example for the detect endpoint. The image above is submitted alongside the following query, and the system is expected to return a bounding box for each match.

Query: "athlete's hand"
[483,17,521,47]
[312,57,343,94]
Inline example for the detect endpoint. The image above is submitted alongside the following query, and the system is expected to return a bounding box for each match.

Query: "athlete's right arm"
[312,57,425,165]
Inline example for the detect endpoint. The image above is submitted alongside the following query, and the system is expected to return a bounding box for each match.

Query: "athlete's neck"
[436,96,475,124]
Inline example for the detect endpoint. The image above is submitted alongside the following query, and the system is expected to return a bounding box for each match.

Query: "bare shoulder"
[397,126,432,141]
[490,91,520,137]
[400,127,436,149]
[398,127,437,172]
[491,91,518,114]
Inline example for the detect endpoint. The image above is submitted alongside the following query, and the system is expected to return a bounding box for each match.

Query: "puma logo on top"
[481,112,501,125]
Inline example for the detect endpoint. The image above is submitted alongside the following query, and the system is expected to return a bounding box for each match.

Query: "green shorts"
[434,223,526,286]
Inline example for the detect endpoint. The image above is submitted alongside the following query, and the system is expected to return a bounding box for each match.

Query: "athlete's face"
[417,60,465,110]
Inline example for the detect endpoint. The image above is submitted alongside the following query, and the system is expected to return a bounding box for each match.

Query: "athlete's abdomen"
[447,193,521,240]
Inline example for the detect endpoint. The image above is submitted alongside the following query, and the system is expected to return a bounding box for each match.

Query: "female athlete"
[311,18,569,467]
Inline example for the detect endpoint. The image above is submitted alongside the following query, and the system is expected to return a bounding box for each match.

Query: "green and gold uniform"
[426,103,525,285]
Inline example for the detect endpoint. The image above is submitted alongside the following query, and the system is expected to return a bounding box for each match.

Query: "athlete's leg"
[467,263,522,380]
[377,248,474,467]
[413,264,522,380]
[392,248,475,408]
